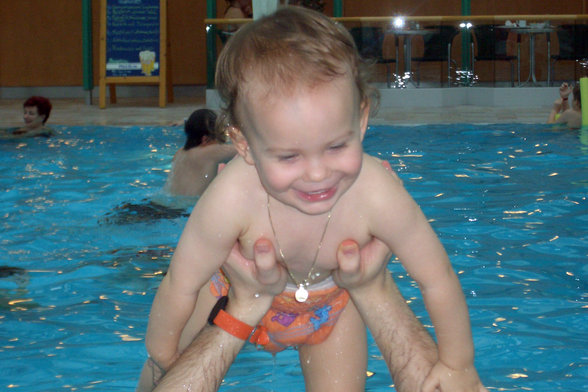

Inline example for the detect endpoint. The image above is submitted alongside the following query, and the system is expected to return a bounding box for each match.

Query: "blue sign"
[106,0,160,77]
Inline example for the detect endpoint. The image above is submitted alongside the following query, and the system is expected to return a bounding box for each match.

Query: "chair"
[471,24,517,87]
[412,25,459,87]
[549,24,588,85]
[350,26,398,88]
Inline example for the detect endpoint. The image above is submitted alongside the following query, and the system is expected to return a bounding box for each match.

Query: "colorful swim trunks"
[210,271,349,353]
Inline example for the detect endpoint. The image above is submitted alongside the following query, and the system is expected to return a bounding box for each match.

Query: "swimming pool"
[0,123,586,391]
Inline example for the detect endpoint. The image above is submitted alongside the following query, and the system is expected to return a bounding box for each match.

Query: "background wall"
[0,0,86,86]
[0,0,585,89]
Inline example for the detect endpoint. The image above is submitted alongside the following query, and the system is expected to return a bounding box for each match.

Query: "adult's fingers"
[336,240,362,274]
[253,238,279,283]
[253,238,287,295]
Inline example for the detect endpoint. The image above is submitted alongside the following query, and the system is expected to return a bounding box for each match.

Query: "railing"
[204,14,588,88]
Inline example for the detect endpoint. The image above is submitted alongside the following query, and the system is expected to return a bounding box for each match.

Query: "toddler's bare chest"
[239,210,372,272]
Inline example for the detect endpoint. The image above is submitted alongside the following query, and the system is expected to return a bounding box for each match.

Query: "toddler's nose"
[305,158,329,182]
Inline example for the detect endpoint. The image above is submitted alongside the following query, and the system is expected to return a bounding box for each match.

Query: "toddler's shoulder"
[202,156,265,206]
[361,154,402,184]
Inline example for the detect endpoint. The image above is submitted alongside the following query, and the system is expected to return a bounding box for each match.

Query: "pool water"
[0,124,586,391]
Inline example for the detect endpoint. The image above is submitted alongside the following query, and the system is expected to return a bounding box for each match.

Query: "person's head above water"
[183,109,224,150]
[225,0,252,17]
[215,6,377,134]
[23,96,52,130]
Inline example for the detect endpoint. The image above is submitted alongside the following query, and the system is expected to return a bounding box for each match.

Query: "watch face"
[208,295,229,325]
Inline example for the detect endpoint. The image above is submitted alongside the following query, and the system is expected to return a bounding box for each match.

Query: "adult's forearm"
[347,270,438,392]
[153,324,243,392]
[154,295,273,392]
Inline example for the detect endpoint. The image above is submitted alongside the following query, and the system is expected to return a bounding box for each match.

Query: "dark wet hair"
[23,96,52,124]
[183,109,223,150]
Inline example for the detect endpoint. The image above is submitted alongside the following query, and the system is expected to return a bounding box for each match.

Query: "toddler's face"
[234,74,369,215]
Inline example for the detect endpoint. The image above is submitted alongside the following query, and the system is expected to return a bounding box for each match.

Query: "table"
[387,28,435,87]
[498,25,554,86]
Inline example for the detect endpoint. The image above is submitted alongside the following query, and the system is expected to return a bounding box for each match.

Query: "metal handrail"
[204,14,588,88]
[205,14,588,25]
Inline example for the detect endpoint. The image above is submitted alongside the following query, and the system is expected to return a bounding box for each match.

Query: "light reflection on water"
[0,124,586,391]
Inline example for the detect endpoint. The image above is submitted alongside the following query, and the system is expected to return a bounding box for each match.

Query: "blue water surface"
[0,123,586,391]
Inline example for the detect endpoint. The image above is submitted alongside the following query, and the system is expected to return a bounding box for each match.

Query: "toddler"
[138,7,485,392]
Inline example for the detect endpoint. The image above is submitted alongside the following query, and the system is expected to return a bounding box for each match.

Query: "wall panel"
[0,0,84,86]
[0,0,585,88]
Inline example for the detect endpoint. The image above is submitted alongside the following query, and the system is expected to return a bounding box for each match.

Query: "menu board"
[105,0,160,77]
[99,0,169,108]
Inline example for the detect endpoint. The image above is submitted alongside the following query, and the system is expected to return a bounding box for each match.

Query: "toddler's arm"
[145,180,244,370]
[367,160,486,391]
[392,218,482,391]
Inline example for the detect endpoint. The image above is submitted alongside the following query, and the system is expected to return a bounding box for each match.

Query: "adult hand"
[332,237,392,292]
[222,238,288,310]
[559,82,572,99]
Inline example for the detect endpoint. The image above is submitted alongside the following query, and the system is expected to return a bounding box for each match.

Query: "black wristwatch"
[206,295,255,340]
[207,295,229,325]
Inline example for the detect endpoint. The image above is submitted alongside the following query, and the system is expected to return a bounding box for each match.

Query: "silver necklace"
[266,194,332,302]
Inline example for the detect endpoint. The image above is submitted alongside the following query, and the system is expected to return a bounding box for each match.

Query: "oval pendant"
[295,285,309,302]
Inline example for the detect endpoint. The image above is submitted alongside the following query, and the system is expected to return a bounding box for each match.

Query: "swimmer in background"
[0,96,54,139]
[139,7,486,392]
[165,109,236,197]
[102,109,233,224]
[548,82,582,129]
[219,0,252,43]
[224,0,252,20]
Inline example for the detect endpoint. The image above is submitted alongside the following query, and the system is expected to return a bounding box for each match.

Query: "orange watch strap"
[213,309,254,340]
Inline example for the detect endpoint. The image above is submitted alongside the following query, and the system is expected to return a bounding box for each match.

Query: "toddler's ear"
[228,126,255,165]
[359,100,370,142]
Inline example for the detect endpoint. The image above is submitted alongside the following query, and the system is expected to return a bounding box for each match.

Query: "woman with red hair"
[1,96,54,139]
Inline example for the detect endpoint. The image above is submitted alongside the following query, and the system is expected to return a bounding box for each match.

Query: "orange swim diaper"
[210,271,349,353]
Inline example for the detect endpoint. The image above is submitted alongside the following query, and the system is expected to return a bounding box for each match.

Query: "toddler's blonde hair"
[215,6,376,132]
